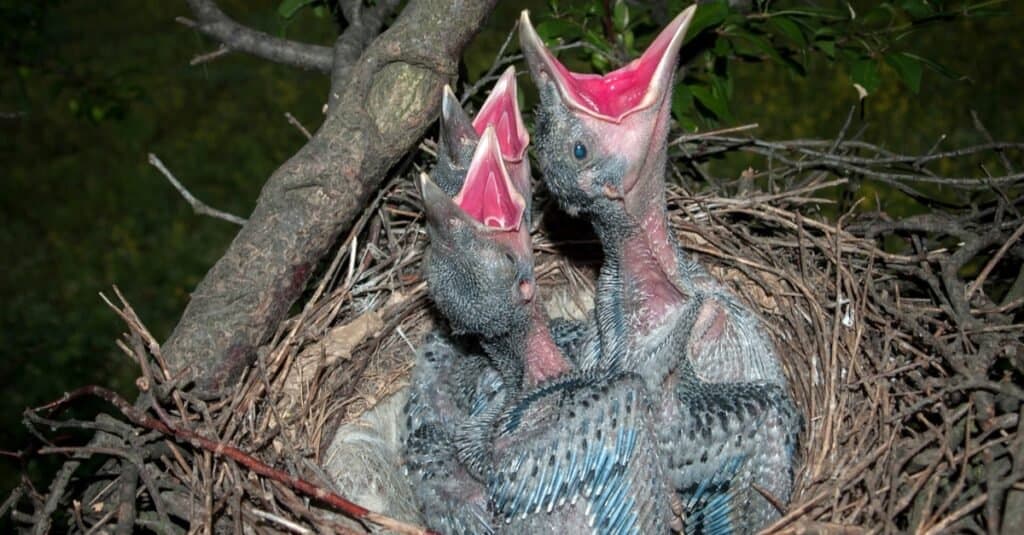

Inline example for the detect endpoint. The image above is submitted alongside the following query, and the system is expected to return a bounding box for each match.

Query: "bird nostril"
[603,183,623,200]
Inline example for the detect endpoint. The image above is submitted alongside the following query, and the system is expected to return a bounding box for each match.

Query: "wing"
[650,299,802,534]
[682,454,746,535]
[403,331,502,534]
[487,370,671,534]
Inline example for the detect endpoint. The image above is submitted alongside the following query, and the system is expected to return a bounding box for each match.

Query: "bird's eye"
[573,141,588,160]
[504,251,517,267]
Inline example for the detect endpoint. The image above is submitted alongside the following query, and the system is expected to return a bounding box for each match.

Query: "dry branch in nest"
[8,110,1024,532]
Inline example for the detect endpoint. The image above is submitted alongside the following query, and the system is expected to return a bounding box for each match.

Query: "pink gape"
[521,8,692,123]
[452,127,525,232]
[472,68,529,163]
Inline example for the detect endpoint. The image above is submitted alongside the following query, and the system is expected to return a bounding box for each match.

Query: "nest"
[9,129,1024,534]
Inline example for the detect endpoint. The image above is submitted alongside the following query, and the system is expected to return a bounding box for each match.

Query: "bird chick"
[519,7,800,532]
[420,126,671,534]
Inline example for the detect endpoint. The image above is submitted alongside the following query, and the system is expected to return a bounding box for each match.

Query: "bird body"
[519,7,801,532]
[405,72,531,533]
[486,368,669,534]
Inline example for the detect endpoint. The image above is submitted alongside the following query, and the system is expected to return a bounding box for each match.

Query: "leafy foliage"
[0,0,333,494]
[530,0,996,130]
[277,0,332,21]
[1,1,145,123]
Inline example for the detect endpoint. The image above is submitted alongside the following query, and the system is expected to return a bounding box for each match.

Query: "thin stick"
[191,44,231,66]
[921,492,987,535]
[285,112,313,140]
[148,153,247,226]
[965,219,1024,300]
[249,508,313,534]
[670,123,760,145]
[460,20,519,103]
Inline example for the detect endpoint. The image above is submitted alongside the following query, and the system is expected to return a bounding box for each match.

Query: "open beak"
[437,69,531,196]
[452,126,526,232]
[421,126,526,233]
[472,66,529,163]
[519,6,696,124]
[420,126,532,269]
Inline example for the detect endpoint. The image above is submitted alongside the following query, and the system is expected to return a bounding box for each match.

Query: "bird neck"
[595,192,688,357]
[523,301,572,387]
[481,300,572,391]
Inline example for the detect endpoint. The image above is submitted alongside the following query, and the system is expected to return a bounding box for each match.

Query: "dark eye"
[573,141,587,160]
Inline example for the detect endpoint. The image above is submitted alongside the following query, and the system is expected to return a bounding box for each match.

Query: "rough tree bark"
[167,0,498,396]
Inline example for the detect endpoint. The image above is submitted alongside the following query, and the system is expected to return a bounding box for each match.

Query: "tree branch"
[182,0,334,72]
[328,0,404,111]
[162,0,498,396]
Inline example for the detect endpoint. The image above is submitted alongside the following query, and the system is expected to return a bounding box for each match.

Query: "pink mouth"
[453,126,526,231]
[471,66,529,162]
[520,6,695,123]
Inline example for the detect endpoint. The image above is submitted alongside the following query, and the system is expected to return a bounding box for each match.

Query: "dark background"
[2,0,1022,494]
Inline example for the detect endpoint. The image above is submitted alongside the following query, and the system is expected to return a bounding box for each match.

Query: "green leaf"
[685,1,728,44]
[671,82,697,129]
[690,82,731,121]
[613,0,629,32]
[813,26,839,38]
[583,28,614,55]
[772,6,848,20]
[862,4,898,26]
[885,52,922,93]
[812,26,838,59]
[850,58,881,94]
[535,19,582,42]
[712,34,732,57]
[898,0,936,19]
[712,70,733,103]
[769,16,806,47]
[729,28,782,66]
[815,39,836,58]
[277,0,316,19]
[903,52,961,80]
[623,29,635,54]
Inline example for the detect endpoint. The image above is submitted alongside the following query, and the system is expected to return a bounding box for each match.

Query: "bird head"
[421,126,535,342]
[519,6,695,228]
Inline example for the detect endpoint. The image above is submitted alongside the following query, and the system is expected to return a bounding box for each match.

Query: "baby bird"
[404,69,530,534]
[519,7,800,532]
[419,121,672,533]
